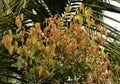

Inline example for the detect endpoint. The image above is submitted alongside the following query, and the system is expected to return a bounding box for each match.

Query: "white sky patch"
[103,0,120,30]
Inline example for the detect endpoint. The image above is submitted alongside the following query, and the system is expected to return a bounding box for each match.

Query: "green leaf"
[60,29,66,34]
[17,56,23,70]
[74,49,78,57]
[72,68,75,77]
[30,48,37,57]
[89,39,95,46]
[26,71,33,80]
[68,32,73,37]
[77,14,83,24]
[49,59,56,69]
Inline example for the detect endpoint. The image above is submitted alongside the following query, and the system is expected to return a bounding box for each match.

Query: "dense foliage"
[2,4,120,83]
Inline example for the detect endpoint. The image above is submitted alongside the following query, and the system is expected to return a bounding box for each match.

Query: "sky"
[103,0,120,30]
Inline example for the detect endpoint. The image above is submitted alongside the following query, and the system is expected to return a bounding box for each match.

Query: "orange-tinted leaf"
[15,17,22,29]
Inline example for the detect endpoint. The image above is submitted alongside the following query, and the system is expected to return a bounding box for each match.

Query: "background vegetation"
[0,0,120,83]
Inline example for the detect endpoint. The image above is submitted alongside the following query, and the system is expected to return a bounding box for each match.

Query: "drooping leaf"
[74,49,78,57]
[89,39,95,46]
[30,48,37,57]
[17,56,23,70]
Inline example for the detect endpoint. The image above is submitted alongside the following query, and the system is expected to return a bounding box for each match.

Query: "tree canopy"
[0,0,120,83]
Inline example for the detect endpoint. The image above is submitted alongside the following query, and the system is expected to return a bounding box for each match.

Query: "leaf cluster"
[2,4,120,83]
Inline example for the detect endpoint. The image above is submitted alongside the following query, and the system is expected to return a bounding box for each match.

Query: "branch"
[0,74,28,83]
